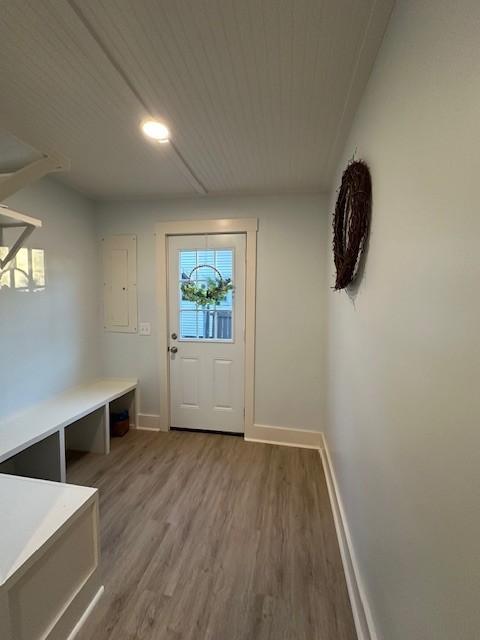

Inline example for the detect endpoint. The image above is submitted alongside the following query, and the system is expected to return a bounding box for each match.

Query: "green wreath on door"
[180,264,233,308]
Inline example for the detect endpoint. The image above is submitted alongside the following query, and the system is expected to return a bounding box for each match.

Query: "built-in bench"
[0,473,102,640]
[0,378,138,483]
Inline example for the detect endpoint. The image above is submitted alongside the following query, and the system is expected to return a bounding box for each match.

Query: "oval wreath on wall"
[333,159,372,290]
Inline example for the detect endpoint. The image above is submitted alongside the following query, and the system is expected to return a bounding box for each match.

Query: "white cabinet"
[102,235,137,333]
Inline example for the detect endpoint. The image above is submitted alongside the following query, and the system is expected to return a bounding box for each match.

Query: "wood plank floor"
[67,429,356,640]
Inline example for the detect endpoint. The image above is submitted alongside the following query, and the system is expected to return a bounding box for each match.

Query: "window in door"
[178,248,234,341]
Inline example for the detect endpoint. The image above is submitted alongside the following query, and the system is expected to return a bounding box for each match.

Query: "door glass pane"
[179,249,234,341]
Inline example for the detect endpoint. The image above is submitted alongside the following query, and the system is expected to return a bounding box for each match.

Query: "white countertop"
[0,474,97,585]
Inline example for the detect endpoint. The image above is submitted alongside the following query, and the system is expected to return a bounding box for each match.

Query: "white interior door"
[168,233,245,433]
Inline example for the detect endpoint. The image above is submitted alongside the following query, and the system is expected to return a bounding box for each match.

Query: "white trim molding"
[133,413,168,432]
[67,586,104,640]
[246,424,322,449]
[319,433,378,640]
[155,218,258,436]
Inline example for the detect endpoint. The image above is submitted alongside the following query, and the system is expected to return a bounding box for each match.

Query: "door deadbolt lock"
[171,332,178,340]
[170,346,178,354]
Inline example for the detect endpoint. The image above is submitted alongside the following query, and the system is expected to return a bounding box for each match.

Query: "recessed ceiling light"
[141,120,170,143]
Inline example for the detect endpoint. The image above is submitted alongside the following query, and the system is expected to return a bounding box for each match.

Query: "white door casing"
[156,218,257,437]
[168,233,245,432]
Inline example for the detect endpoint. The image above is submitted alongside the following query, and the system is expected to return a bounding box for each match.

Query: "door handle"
[170,346,178,354]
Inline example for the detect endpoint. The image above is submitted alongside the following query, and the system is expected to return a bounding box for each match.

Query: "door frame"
[155,218,258,437]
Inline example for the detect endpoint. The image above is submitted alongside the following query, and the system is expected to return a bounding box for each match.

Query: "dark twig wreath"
[181,264,233,307]
[333,159,372,290]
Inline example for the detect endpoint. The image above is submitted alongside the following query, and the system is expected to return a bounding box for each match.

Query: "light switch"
[139,322,151,336]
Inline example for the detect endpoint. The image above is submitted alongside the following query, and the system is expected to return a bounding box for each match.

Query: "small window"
[0,246,46,292]
[178,249,234,341]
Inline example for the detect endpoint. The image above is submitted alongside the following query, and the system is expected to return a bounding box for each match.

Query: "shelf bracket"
[0,148,67,268]
[0,225,35,270]
[0,153,66,202]
[0,206,42,270]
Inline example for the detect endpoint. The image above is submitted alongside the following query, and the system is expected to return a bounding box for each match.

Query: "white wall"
[326,1,480,638]
[95,194,328,431]
[1,178,99,419]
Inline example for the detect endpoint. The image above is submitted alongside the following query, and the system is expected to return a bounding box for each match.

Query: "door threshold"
[170,427,244,437]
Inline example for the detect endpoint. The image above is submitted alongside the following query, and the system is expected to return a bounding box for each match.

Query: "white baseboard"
[133,413,168,432]
[245,423,322,449]
[133,418,322,446]
[319,433,377,640]
[67,585,104,640]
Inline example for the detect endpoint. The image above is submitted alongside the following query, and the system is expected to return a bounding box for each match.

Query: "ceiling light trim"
[141,120,170,143]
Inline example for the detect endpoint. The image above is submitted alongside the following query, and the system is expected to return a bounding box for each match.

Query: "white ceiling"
[0,0,394,200]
